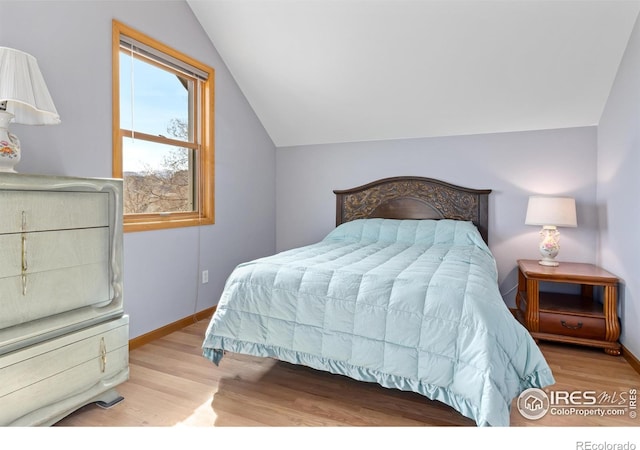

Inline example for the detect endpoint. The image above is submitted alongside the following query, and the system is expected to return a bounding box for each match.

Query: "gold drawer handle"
[100,337,107,373]
[21,235,27,272]
[561,320,583,330]
[21,211,28,296]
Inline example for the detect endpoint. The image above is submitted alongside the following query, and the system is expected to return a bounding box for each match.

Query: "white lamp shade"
[0,47,60,125]
[525,196,577,227]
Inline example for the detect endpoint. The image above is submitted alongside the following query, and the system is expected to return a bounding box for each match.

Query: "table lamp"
[0,47,60,173]
[525,196,577,266]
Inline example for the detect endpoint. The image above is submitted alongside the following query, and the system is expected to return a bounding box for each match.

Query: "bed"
[202,176,555,426]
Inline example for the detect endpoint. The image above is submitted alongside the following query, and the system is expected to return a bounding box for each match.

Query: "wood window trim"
[111,19,215,233]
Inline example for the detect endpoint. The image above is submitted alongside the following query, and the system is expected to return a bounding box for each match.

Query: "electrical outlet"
[202,270,209,284]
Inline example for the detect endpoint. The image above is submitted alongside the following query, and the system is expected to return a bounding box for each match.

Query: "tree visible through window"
[112,20,214,232]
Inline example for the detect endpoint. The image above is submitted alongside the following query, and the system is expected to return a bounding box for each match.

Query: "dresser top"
[0,172,122,192]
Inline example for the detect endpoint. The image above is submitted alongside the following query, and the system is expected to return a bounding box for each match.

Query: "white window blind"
[119,35,209,81]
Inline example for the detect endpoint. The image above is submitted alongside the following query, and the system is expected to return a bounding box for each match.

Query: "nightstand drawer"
[539,311,605,340]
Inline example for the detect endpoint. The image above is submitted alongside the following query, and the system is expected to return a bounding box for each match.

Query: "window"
[112,20,214,232]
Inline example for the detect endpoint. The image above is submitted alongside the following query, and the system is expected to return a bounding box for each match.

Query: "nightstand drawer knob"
[561,320,583,330]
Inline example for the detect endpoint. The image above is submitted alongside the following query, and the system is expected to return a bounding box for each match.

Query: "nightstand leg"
[525,279,539,332]
[603,284,621,356]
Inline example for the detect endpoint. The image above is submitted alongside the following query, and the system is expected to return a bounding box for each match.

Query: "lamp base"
[537,225,561,267]
[0,111,20,173]
[538,258,559,267]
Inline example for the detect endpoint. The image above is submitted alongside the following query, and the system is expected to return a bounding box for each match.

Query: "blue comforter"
[202,219,555,426]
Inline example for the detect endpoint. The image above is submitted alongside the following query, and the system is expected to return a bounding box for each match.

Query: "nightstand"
[514,259,621,356]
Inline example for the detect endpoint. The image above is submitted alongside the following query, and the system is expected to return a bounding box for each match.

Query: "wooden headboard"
[334,176,492,244]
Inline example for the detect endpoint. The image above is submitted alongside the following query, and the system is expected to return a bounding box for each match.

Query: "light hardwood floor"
[55,318,640,427]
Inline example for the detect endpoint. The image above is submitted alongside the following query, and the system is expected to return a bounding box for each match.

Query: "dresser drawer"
[0,227,111,329]
[0,316,129,426]
[0,227,110,277]
[0,190,109,234]
[539,311,605,340]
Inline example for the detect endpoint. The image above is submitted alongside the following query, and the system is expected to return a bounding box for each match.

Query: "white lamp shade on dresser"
[0,47,60,125]
[0,47,60,172]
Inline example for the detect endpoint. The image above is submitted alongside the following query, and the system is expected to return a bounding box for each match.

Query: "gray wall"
[598,13,640,359]
[276,127,599,308]
[2,1,276,338]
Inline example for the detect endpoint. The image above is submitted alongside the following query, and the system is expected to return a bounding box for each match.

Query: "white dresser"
[0,173,129,426]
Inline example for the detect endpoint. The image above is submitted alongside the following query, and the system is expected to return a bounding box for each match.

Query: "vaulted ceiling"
[187,0,640,147]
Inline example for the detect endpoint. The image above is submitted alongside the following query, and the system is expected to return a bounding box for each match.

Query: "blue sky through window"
[120,52,189,172]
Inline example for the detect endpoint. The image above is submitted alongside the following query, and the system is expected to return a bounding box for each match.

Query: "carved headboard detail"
[334,176,492,244]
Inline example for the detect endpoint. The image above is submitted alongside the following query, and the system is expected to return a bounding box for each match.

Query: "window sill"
[124,214,214,232]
